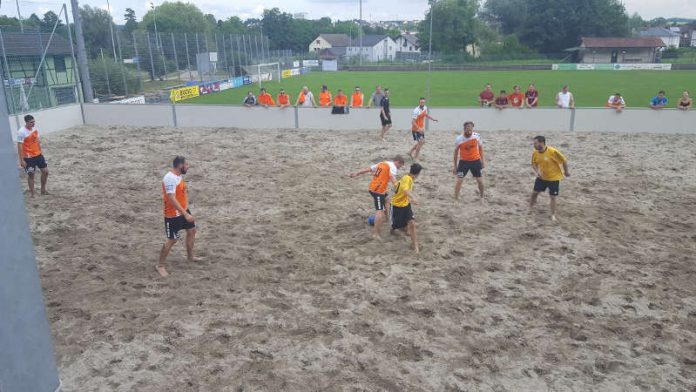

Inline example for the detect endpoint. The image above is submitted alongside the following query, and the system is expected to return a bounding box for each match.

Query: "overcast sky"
[9,0,696,24]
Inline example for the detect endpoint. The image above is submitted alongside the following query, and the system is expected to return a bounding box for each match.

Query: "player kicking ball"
[390,163,423,253]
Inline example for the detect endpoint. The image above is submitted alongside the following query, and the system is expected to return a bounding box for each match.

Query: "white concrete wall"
[76,104,696,134]
[9,104,83,136]
[83,103,174,127]
[574,108,696,133]
[175,104,295,129]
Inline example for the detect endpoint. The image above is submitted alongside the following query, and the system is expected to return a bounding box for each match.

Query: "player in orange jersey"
[277,89,291,109]
[453,121,485,201]
[350,156,406,240]
[257,88,275,107]
[408,97,438,160]
[16,114,49,197]
[157,156,199,277]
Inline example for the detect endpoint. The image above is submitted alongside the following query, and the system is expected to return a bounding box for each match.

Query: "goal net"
[251,62,281,87]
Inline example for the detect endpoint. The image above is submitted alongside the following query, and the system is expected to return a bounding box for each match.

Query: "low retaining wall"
[6,104,696,137]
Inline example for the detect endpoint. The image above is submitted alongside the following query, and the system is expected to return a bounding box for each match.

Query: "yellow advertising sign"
[170,86,200,102]
[281,69,293,79]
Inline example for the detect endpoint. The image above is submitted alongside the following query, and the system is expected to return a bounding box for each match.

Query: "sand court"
[24,125,696,391]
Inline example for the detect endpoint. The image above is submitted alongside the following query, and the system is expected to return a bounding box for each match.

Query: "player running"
[390,163,423,253]
[408,97,438,161]
[157,156,199,277]
[529,136,570,221]
[349,156,406,240]
[16,114,49,197]
[453,121,485,201]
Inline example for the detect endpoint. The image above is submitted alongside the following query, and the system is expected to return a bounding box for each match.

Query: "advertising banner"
[232,76,245,88]
[198,81,221,95]
[322,60,338,71]
[282,69,293,78]
[219,81,232,91]
[553,63,672,71]
[303,60,319,67]
[110,95,146,104]
[170,85,200,102]
[293,60,300,68]
[243,75,252,85]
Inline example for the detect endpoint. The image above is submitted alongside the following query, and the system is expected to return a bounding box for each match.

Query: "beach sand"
[24,125,696,391]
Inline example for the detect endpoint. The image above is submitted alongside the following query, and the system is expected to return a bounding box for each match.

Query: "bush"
[88,58,142,96]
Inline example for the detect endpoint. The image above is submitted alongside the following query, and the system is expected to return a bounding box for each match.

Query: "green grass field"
[183,70,694,108]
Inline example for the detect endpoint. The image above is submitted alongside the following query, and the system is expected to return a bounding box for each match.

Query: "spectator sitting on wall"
[257,88,275,108]
[277,89,291,109]
[606,93,625,112]
[555,85,575,109]
[478,84,494,107]
[319,85,333,107]
[650,90,668,109]
[243,91,257,107]
[295,86,317,108]
[351,86,364,108]
[332,89,349,114]
[678,90,692,110]
[508,85,525,109]
[494,90,509,109]
[525,84,539,108]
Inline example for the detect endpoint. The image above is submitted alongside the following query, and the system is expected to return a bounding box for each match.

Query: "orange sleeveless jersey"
[319,91,332,106]
[351,93,363,107]
[456,133,482,161]
[412,107,428,131]
[17,128,42,158]
[277,93,290,105]
[334,95,347,106]
[162,172,188,218]
[258,93,275,106]
[369,162,392,194]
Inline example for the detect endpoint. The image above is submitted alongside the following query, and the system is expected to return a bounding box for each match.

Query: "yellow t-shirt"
[532,146,567,181]
[391,175,414,207]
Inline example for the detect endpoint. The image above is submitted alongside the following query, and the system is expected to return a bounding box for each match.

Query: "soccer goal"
[253,62,281,87]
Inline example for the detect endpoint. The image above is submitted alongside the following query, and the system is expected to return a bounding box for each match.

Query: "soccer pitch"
[184,70,693,108]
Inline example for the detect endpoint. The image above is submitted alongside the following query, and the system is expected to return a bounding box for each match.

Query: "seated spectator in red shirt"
[508,85,525,109]
[494,90,509,109]
[478,84,495,107]
[525,84,539,108]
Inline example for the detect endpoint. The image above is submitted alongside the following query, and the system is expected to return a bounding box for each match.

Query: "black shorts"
[412,131,425,141]
[24,154,47,174]
[370,191,388,211]
[534,178,560,196]
[380,113,392,126]
[457,160,482,178]
[164,209,195,240]
[390,204,414,229]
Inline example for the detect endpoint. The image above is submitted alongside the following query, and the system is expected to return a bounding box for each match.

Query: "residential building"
[578,37,666,63]
[639,27,681,48]
[308,34,351,53]
[0,32,77,113]
[395,33,420,60]
[345,35,397,62]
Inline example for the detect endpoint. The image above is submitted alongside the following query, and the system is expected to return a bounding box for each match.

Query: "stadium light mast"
[106,0,117,62]
[426,0,435,104]
[151,2,160,51]
[359,0,363,65]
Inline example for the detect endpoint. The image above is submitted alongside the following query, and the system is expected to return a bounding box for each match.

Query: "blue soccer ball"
[368,215,375,226]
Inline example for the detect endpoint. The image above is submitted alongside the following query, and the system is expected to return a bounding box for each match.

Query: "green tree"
[417,0,481,53]
[140,2,214,33]
[124,8,138,34]
[88,57,141,96]
[41,11,63,33]
[481,0,527,35]
[80,5,116,58]
[0,15,22,29]
[216,16,248,34]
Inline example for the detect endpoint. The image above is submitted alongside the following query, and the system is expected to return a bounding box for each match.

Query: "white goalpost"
[255,62,281,87]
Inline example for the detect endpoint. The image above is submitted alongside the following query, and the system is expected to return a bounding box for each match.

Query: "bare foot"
[187,256,203,263]
[551,214,557,222]
[41,190,50,195]
[156,265,169,277]
[412,244,420,254]
[371,233,383,242]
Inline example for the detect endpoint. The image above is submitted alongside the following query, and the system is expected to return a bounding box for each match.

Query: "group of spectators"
[242,85,389,114]
[478,83,693,112]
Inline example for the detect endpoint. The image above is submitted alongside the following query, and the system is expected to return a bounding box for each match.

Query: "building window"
[54,55,66,72]
[316,40,320,44]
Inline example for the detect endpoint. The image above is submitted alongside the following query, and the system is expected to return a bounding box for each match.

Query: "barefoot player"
[379,88,392,141]
[157,156,198,277]
[16,114,49,197]
[390,163,423,253]
[453,121,485,201]
[409,97,437,160]
[350,156,405,240]
[529,136,570,221]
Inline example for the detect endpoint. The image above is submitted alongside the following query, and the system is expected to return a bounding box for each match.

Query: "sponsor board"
[198,81,221,95]
[303,60,319,67]
[322,60,338,71]
[170,85,200,102]
[110,95,146,104]
[219,81,232,91]
[553,63,672,71]
[293,60,300,68]
[282,69,293,78]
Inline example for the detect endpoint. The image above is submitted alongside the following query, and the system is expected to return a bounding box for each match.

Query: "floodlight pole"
[106,0,117,61]
[15,0,24,32]
[426,0,435,104]
[71,0,94,102]
[359,0,363,65]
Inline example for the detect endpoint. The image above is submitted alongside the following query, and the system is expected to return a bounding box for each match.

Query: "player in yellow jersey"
[390,163,423,253]
[529,136,570,221]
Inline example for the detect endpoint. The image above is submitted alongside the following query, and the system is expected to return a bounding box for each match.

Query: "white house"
[345,35,397,62]
[639,27,681,48]
[308,34,351,53]
[395,33,420,60]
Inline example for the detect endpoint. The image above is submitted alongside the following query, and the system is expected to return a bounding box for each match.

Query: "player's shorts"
[380,113,392,126]
[24,154,47,174]
[457,160,483,178]
[412,131,425,141]
[390,204,414,230]
[369,191,388,211]
[164,209,196,240]
[533,178,560,196]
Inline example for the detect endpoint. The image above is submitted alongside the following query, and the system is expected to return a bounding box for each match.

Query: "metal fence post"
[146,31,156,81]
[159,33,168,82]
[100,48,112,97]
[184,32,192,81]
[195,33,201,81]
[115,30,128,95]
[171,102,177,127]
[70,0,94,102]
[171,32,180,81]
[132,32,143,92]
